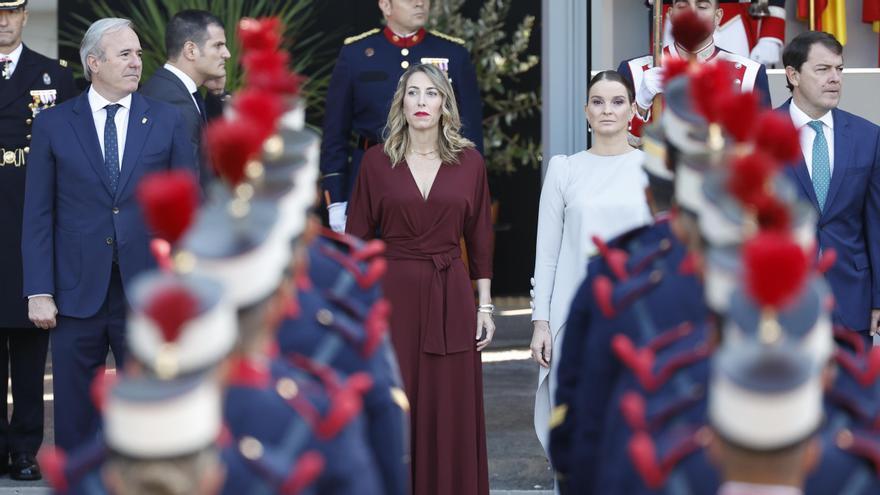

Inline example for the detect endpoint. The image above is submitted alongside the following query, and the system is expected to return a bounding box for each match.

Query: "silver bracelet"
[477,303,495,315]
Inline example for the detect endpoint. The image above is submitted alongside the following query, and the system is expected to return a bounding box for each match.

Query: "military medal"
[420,57,450,73]
[29,89,57,118]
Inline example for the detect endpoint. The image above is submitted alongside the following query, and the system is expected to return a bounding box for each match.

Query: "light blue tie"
[808,120,831,210]
[104,104,121,193]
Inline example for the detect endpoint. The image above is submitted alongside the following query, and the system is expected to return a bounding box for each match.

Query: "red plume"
[233,89,284,141]
[242,49,289,74]
[754,111,801,163]
[817,248,837,274]
[137,170,199,245]
[248,70,304,98]
[662,58,691,84]
[150,238,173,272]
[753,194,792,233]
[204,118,265,186]
[38,447,68,493]
[237,17,282,53]
[691,62,734,123]
[718,91,760,142]
[743,232,809,308]
[628,431,665,489]
[90,366,116,413]
[670,8,715,53]
[144,286,200,343]
[726,152,777,206]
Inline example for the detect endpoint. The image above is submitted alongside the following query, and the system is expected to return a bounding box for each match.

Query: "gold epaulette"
[344,28,380,45]
[429,29,465,45]
[58,59,68,67]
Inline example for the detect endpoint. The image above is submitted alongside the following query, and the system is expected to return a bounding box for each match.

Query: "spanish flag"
[865,0,880,65]
[797,0,848,45]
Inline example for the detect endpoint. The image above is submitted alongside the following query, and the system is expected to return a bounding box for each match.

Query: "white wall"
[21,0,58,58]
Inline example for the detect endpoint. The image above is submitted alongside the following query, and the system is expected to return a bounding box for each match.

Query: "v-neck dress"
[347,144,493,495]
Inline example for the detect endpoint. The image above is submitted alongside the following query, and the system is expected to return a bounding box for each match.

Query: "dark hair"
[165,10,224,60]
[588,70,636,104]
[782,31,843,92]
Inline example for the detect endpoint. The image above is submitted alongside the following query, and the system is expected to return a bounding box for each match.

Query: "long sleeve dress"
[531,149,652,453]
[347,145,493,495]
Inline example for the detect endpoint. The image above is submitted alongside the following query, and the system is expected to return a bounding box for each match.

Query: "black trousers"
[0,328,49,457]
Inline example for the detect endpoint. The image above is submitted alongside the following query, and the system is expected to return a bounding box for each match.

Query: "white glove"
[328,202,347,233]
[636,67,665,112]
[749,38,783,67]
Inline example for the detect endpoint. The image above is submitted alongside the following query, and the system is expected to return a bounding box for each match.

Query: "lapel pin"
[142,117,148,124]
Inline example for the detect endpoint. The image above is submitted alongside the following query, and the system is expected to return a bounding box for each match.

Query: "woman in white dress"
[530,70,652,453]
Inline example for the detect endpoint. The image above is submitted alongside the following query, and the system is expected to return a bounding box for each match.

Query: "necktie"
[104,104,121,193]
[807,120,831,211]
[0,58,10,79]
[192,90,207,123]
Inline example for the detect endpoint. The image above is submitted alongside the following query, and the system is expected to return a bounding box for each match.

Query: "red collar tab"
[383,27,427,48]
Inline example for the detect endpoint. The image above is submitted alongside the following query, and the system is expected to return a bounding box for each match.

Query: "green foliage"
[59,0,335,122]
[429,0,541,173]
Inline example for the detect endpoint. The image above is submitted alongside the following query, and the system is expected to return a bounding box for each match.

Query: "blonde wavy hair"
[383,63,475,166]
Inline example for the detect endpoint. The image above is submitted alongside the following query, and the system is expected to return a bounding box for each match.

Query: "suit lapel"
[70,91,114,196]
[822,108,851,218]
[0,45,38,111]
[778,99,821,213]
[117,93,152,198]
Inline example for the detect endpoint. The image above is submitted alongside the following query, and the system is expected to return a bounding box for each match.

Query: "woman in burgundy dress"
[346,63,494,495]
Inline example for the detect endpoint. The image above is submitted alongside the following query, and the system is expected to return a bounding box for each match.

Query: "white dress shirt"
[88,86,131,169]
[789,100,834,178]
[718,481,802,495]
[0,42,23,77]
[163,63,202,115]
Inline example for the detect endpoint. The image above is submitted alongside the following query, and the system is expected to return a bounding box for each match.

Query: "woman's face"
[403,71,444,132]
[584,79,635,137]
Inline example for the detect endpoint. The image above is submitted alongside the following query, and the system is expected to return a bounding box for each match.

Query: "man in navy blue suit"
[320,0,484,232]
[21,18,195,450]
[779,31,880,345]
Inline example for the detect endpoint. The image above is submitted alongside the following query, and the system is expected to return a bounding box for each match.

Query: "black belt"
[357,135,380,151]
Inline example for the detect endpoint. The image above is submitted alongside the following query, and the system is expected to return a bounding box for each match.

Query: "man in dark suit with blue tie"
[21,17,195,451]
[779,31,880,346]
[140,10,230,191]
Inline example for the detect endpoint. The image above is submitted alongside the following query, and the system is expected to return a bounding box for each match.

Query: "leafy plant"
[429,0,541,173]
[59,0,335,122]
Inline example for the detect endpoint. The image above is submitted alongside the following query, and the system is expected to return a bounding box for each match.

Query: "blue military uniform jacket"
[0,44,76,327]
[320,26,484,204]
[548,218,710,494]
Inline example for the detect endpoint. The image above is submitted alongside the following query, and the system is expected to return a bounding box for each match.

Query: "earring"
[628,122,632,131]
[587,126,592,134]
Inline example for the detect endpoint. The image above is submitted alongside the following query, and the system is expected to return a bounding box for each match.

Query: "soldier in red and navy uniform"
[0,0,76,481]
[320,0,484,233]
[649,0,786,66]
[619,0,771,137]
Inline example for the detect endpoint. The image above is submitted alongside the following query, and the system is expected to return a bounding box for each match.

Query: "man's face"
[0,8,27,53]
[90,27,143,99]
[379,0,430,34]
[669,0,722,31]
[192,24,230,82]
[787,43,844,115]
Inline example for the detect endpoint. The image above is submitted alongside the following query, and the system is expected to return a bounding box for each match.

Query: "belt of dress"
[385,245,470,355]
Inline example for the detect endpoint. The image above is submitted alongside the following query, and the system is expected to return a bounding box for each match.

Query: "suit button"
[112,207,119,214]
[401,60,410,69]
[25,118,32,125]
[105,237,114,245]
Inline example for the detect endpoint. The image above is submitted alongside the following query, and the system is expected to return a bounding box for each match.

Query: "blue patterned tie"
[104,104,121,193]
[808,120,831,210]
